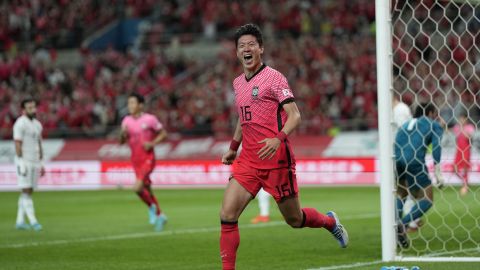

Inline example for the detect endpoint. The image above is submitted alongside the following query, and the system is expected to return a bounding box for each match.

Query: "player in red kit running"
[452,112,475,196]
[120,93,168,231]
[219,24,348,270]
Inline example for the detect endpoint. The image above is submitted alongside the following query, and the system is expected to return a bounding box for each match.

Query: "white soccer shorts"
[16,161,41,189]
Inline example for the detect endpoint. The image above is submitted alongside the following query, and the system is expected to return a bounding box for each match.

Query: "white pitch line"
[306,260,384,270]
[308,246,480,270]
[427,246,480,257]
[0,213,379,249]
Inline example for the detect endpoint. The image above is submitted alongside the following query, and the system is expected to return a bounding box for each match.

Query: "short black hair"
[234,23,263,47]
[21,98,35,109]
[414,103,436,118]
[128,93,145,104]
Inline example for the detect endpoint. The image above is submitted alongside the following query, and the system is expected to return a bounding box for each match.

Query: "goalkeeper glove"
[434,164,445,189]
[14,156,27,177]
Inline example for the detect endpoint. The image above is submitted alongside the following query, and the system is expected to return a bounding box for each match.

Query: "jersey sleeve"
[149,115,163,132]
[432,121,444,165]
[121,117,129,130]
[13,119,24,141]
[271,72,295,105]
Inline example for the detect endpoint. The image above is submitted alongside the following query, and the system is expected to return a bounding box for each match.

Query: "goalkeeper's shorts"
[395,161,431,192]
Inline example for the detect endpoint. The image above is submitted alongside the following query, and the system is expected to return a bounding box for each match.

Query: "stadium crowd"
[0,0,157,50]
[392,0,480,127]
[0,0,478,138]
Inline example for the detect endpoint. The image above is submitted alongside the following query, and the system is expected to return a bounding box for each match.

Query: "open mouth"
[243,54,253,63]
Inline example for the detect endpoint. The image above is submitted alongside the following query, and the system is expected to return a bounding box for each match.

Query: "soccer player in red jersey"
[452,112,475,195]
[219,24,348,270]
[120,93,168,231]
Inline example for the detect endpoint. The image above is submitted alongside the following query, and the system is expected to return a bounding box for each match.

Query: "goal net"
[378,0,480,262]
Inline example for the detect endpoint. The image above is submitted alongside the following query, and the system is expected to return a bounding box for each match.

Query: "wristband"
[230,140,241,151]
[276,131,287,142]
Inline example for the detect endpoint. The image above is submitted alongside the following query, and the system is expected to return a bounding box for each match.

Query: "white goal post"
[376,0,480,262]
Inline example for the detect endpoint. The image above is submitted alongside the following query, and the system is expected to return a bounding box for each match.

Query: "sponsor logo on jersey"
[282,89,290,97]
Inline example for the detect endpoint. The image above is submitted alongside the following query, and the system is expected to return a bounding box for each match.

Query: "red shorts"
[231,161,298,203]
[132,159,155,185]
[455,151,471,170]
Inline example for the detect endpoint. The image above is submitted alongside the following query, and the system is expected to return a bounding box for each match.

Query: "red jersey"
[233,64,296,169]
[453,123,475,152]
[121,113,163,164]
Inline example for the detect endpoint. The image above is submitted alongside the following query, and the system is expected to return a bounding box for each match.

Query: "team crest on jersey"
[252,86,259,100]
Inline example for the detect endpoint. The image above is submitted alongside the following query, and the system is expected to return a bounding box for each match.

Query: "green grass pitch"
[0,186,479,270]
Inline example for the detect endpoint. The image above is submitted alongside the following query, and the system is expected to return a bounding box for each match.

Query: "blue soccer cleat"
[149,204,157,225]
[31,223,43,231]
[15,223,30,230]
[326,211,349,248]
[154,213,168,232]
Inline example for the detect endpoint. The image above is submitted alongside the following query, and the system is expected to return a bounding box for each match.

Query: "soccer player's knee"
[285,215,303,228]
[133,185,143,193]
[220,209,238,223]
[133,181,144,193]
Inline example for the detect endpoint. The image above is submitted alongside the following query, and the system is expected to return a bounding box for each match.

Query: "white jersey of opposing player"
[13,115,43,162]
[393,102,412,133]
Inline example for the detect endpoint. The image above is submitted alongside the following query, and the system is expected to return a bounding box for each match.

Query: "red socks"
[301,208,336,231]
[137,188,152,206]
[218,209,334,269]
[137,187,161,215]
[220,221,239,270]
[149,192,161,215]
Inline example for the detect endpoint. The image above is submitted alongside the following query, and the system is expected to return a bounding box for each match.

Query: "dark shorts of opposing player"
[395,161,431,192]
[133,159,155,186]
[230,160,298,203]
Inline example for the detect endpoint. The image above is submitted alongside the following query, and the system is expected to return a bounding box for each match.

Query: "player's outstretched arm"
[222,118,242,165]
[257,102,301,160]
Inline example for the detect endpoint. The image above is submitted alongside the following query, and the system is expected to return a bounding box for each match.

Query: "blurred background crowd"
[0,0,478,138]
